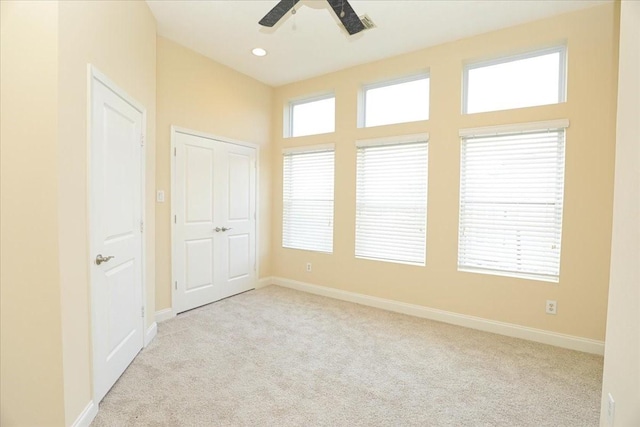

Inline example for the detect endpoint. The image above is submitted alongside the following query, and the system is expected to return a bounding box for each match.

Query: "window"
[362,74,430,127]
[282,145,335,253]
[288,95,335,137]
[463,46,566,114]
[457,120,568,282]
[355,134,428,265]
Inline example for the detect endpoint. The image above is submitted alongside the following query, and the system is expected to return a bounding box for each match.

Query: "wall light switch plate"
[157,190,165,203]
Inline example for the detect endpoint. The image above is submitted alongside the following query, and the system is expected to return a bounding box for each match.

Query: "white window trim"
[356,132,429,148]
[285,92,335,138]
[282,143,335,155]
[458,266,560,283]
[358,72,430,128]
[457,120,569,283]
[462,45,567,114]
[459,119,569,138]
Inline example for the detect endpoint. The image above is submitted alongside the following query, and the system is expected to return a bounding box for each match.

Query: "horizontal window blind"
[356,139,428,265]
[283,148,334,253]
[458,129,566,282]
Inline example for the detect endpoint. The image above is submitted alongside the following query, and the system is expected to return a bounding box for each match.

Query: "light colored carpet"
[91,285,603,426]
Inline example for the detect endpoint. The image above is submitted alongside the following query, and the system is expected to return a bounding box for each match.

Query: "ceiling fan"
[259,0,367,35]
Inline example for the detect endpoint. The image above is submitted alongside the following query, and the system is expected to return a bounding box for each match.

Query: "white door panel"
[174,131,256,314]
[175,133,218,311]
[228,234,250,279]
[228,152,251,221]
[218,143,256,298]
[185,238,214,291]
[185,145,214,223]
[90,74,144,404]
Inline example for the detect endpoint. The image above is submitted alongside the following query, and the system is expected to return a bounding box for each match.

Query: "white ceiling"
[146,0,610,87]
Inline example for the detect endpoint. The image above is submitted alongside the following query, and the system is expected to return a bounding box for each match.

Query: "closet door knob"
[95,254,115,265]
[221,227,233,232]
[214,227,222,232]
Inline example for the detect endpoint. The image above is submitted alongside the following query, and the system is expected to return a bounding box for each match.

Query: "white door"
[90,72,144,403]
[217,142,257,299]
[173,131,256,314]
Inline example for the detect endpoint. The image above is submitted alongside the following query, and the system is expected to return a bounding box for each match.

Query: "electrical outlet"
[607,393,615,426]
[306,262,312,272]
[546,300,557,315]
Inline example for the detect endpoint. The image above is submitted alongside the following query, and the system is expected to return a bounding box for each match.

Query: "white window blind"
[283,147,335,253]
[356,136,428,265]
[458,126,566,282]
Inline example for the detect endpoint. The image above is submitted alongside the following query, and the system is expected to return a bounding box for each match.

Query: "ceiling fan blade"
[259,0,301,27]
[326,0,366,35]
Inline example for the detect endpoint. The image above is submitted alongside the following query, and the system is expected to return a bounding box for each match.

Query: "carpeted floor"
[91,285,603,426]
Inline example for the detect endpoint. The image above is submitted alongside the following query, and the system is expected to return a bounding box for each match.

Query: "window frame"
[286,93,336,138]
[457,119,569,283]
[462,45,567,115]
[359,72,430,128]
[354,133,429,266]
[282,144,335,253]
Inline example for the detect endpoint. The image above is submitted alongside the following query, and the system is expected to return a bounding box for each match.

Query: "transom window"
[288,94,335,138]
[361,74,430,128]
[463,46,567,114]
[457,121,568,282]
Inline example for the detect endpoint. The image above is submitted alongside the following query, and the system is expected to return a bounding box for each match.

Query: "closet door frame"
[170,126,260,316]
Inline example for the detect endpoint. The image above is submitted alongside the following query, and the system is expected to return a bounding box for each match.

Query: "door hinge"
[141,306,145,318]
[174,214,177,224]
[174,147,176,156]
[140,134,144,147]
[140,220,144,233]
[174,281,177,290]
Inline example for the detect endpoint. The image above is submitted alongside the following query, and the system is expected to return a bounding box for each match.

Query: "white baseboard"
[70,400,97,427]
[256,276,273,289]
[271,276,605,355]
[155,307,175,323]
[144,322,157,347]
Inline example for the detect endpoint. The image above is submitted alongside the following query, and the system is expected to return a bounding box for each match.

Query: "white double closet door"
[173,131,257,314]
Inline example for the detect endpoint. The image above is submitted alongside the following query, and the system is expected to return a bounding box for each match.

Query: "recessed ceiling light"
[252,48,267,57]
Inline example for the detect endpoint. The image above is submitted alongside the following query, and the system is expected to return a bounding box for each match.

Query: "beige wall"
[0,1,626,425]
[57,0,157,423]
[271,4,619,341]
[0,1,67,425]
[155,37,273,311]
[1,0,157,425]
[600,1,640,425]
